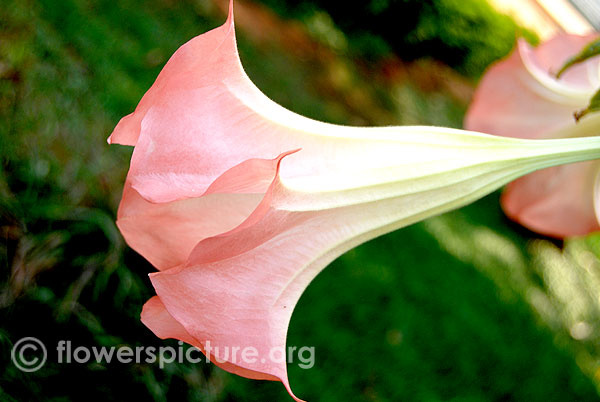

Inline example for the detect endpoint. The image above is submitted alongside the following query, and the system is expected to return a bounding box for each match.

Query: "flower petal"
[107,4,238,147]
[117,183,263,270]
[141,296,198,346]
[465,34,598,140]
[140,296,292,387]
[117,153,295,270]
[501,161,600,237]
[531,34,600,88]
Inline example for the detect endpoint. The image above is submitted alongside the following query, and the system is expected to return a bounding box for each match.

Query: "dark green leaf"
[575,87,600,121]
[556,38,600,78]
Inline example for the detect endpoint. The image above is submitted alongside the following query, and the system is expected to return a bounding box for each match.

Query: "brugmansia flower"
[465,34,600,237]
[109,2,600,400]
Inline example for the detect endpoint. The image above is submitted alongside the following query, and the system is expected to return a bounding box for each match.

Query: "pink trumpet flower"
[465,34,600,237]
[109,2,600,399]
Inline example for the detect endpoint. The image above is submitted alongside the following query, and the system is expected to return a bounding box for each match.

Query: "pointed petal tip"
[516,37,530,48]
[516,38,534,61]
[227,0,234,26]
[281,378,307,402]
[278,148,302,162]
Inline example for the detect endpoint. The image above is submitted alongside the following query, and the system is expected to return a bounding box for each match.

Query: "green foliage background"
[255,0,538,77]
[1,0,600,401]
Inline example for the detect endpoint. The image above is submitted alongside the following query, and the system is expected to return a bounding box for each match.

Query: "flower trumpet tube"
[109,2,600,400]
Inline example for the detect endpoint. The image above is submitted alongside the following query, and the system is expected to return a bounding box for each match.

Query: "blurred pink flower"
[109,2,600,399]
[465,34,600,237]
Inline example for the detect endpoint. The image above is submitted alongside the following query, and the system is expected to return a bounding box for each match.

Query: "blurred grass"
[1,0,600,401]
